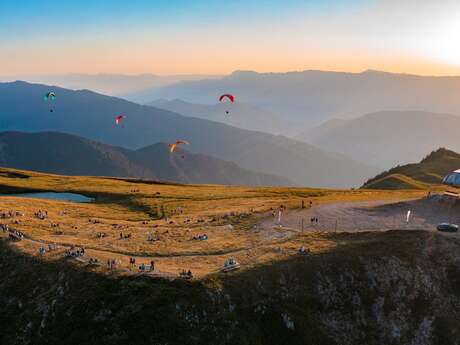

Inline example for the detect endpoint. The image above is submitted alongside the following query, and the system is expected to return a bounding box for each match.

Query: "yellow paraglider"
[169,140,189,153]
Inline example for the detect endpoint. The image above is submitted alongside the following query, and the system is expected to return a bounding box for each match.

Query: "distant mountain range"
[298,110,460,169]
[129,70,460,125]
[0,73,220,96]
[362,148,460,189]
[0,131,291,186]
[148,99,298,136]
[0,81,376,187]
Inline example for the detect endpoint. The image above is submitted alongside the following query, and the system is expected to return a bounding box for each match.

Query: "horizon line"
[4,68,460,79]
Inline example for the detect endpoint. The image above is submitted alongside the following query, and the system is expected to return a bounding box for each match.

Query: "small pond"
[0,192,94,203]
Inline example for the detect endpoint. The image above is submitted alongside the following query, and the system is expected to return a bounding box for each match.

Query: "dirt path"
[255,197,454,239]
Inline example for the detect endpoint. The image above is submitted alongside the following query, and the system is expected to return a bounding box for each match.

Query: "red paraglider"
[219,94,235,103]
[219,94,235,115]
[115,115,126,125]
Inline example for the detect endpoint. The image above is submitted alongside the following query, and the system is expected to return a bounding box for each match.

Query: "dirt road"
[257,195,460,237]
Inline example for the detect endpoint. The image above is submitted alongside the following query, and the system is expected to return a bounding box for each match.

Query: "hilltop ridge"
[362,148,460,189]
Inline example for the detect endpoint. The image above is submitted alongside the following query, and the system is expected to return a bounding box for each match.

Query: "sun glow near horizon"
[2,0,460,77]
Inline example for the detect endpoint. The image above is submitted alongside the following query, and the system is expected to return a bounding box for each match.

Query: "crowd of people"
[48,243,58,251]
[107,258,121,270]
[1,200,319,281]
[8,229,24,241]
[88,257,99,265]
[35,210,47,220]
[38,246,46,256]
[129,257,136,268]
[119,232,132,239]
[0,210,24,219]
[192,234,208,241]
[146,232,160,242]
[179,269,193,279]
[65,246,85,258]
[138,260,156,272]
[223,257,239,271]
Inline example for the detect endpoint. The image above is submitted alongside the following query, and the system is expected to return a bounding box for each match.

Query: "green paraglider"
[43,92,56,112]
[43,92,56,101]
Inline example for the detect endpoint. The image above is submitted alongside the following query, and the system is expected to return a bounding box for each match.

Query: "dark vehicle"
[437,223,459,232]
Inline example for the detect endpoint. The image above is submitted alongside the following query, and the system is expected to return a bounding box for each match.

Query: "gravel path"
[256,196,460,238]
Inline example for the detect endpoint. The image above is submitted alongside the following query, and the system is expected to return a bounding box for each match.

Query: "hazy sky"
[2,0,460,76]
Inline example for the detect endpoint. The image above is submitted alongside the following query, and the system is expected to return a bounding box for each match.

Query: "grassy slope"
[0,167,418,215]
[0,168,420,267]
[0,167,445,344]
[362,148,460,189]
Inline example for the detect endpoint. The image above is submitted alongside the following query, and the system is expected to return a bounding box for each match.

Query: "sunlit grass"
[0,167,425,278]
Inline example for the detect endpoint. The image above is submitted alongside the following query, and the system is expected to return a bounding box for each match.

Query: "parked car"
[437,223,459,232]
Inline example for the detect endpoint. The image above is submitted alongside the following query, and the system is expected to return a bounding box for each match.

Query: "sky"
[2,0,460,76]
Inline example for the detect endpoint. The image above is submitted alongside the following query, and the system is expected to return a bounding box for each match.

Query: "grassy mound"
[363,148,460,189]
[362,174,428,190]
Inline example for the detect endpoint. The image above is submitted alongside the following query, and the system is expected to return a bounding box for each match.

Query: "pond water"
[0,192,94,203]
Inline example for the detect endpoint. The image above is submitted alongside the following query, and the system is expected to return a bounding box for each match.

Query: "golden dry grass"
[0,167,425,279]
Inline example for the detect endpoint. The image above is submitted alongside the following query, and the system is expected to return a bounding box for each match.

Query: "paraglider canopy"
[43,92,56,112]
[115,115,126,125]
[219,94,235,115]
[43,92,56,101]
[169,140,189,153]
[219,94,235,103]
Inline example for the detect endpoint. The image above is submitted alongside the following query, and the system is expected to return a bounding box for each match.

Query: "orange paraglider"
[169,140,189,153]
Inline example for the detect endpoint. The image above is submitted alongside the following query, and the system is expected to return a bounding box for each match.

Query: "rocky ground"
[2,228,460,345]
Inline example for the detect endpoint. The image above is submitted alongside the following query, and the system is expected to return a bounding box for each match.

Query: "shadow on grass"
[0,235,340,345]
[3,230,459,345]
